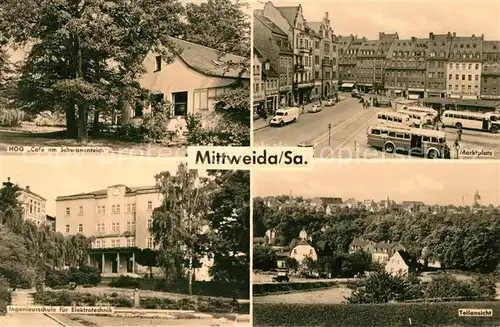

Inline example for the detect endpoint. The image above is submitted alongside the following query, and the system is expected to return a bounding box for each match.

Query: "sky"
[251,0,500,40]
[253,161,500,206]
[0,156,193,216]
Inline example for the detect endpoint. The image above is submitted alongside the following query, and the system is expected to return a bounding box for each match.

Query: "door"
[482,119,489,130]
[112,257,118,273]
[127,258,133,273]
[410,135,422,154]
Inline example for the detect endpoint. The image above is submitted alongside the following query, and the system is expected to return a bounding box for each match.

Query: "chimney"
[453,32,456,37]
[429,32,434,40]
[26,185,30,191]
[7,177,10,183]
[411,36,416,42]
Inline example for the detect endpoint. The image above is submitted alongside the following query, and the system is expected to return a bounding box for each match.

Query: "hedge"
[253,302,500,326]
[253,282,338,296]
[109,276,249,299]
[34,290,249,314]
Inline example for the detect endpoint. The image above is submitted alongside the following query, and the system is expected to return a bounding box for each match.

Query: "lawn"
[254,286,352,304]
[57,314,246,327]
[0,126,186,157]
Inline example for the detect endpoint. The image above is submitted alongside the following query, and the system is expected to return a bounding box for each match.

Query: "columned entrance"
[89,248,138,276]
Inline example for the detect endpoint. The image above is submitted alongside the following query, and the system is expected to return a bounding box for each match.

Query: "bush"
[0,108,25,127]
[45,269,70,288]
[109,275,141,289]
[187,113,249,146]
[34,291,72,306]
[253,302,500,326]
[198,297,232,313]
[33,111,65,127]
[69,265,101,286]
[253,282,338,296]
[0,277,11,315]
[109,295,134,308]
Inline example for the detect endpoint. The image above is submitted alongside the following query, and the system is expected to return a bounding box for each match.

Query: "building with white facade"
[2,177,47,225]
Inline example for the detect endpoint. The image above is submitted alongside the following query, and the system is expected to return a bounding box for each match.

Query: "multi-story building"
[384,37,428,99]
[307,12,337,99]
[338,36,365,91]
[2,177,47,225]
[446,33,483,99]
[56,184,162,276]
[426,32,452,98]
[309,27,322,101]
[254,13,294,108]
[262,2,314,104]
[262,55,280,111]
[356,39,385,93]
[481,40,500,100]
[252,50,265,114]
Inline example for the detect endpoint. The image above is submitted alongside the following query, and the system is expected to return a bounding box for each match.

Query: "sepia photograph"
[0,0,250,157]
[0,156,250,326]
[252,0,500,159]
[253,161,500,326]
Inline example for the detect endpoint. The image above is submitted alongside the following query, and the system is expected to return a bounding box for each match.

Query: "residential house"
[481,40,500,100]
[339,36,365,91]
[129,37,249,130]
[426,32,453,98]
[2,177,47,226]
[262,2,314,104]
[385,250,419,278]
[384,37,428,99]
[254,13,294,108]
[252,49,265,114]
[447,33,483,99]
[307,12,337,99]
[349,238,376,254]
[289,229,317,263]
[372,241,406,264]
[344,198,360,209]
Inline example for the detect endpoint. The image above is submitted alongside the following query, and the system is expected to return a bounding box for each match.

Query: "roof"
[275,6,299,27]
[350,238,373,247]
[306,22,322,35]
[483,41,500,53]
[371,124,446,138]
[18,187,46,201]
[423,97,500,108]
[254,14,288,36]
[171,38,249,79]
[295,239,311,246]
[396,250,420,268]
[56,185,159,201]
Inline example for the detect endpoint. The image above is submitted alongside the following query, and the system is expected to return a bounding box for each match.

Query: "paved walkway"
[0,313,63,326]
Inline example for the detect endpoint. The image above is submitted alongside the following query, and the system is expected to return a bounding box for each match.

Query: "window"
[148,219,153,229]
[101,240,106,248]
[78,224,83,233]
[148,201,153,210]
[155,55,162,72]
[314,55,319,65]
[315,41,320,49]
[468,75,472,81]
[127,204,131,212]
[172,91,188,116]
[112,205,116,214]
[127,221,132,231]
[462,74,465,80]
[78,206,83,216]
[371,129,381,135]
[455,74,459,80]
[96,223,105,232]
[475,75,478,81]
[96,240,101,248]
[111,240,116,248]
[148,237,155,249]
[65,225,70,233]
[127,238,135,247]
[97,205,105,215]
[448,74,452,80]
[112,222,120,233]
[65,207,71,216]
[475,63,479,69]
[116,239,120,247]
[116,205,120,214]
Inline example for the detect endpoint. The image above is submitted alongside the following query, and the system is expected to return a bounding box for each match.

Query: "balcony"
[298,46,312,54]
[295,64,305,71]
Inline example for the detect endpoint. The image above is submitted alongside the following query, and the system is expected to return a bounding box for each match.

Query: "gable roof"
[171,38,249,79]
[306,22,322,35]
[275,6,299,27]
[254,14,288,36]
[396,250,419,268]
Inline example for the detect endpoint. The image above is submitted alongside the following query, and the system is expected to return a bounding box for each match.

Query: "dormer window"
[265,62,270,70]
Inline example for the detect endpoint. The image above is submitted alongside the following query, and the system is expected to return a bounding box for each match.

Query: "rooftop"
[56,185,159,201]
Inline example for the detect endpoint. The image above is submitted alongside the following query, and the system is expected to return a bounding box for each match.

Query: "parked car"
[297,139,315,148]
[309,104,322,113]
[325,99,335,107]
[270,107,300,126]
[272,271,289,283]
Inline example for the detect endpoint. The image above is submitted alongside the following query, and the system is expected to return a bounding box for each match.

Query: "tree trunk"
[188,252,193,296]
[75,34,88,143]
[65,104,77,138]
[92,106,100,133]
[149,266,153,279]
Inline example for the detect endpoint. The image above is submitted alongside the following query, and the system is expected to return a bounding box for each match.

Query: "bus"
[403,106,438,123]
[397,109,427,127]
[367,123,448,158]
[376,111,412,126]
[441,110,500,133]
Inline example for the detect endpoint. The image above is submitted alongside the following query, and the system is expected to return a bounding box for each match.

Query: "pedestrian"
[457,128,463,141]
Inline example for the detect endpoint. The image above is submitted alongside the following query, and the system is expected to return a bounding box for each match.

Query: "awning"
[408,94,420,100]
[341,83,354,88]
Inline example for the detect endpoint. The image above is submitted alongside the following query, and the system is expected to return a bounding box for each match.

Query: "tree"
[182,0,250,57]
[151,163,211,294]
[253,244,276,271]
[425,273,476,300]
[0,0,184,141]
[340,250,372,278]
[252,197,268,238]
[285,257,299,274]
[135,248,159,279]
[0,225,35,287]
[346,271,418,304]
[206,170,250,298]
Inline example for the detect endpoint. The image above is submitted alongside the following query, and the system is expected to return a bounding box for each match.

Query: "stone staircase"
[10,290,35,306]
